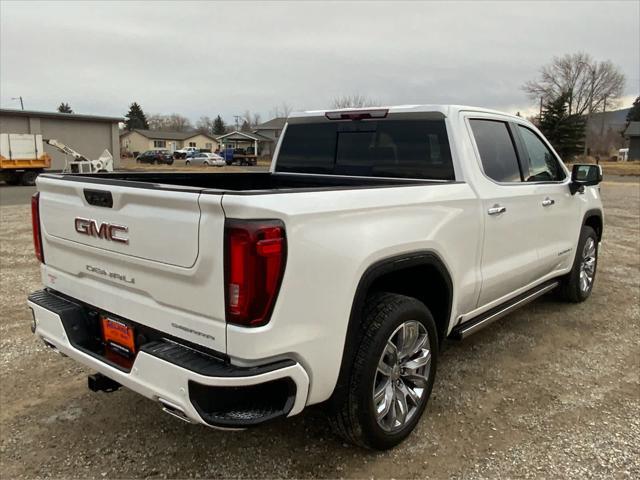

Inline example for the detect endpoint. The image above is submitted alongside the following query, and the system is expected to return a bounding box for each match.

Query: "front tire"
[558,226,598,302]
[329,292,438,450]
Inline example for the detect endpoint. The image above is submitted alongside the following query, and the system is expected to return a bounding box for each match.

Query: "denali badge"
[75,217,129,244]
[86,265,135,284]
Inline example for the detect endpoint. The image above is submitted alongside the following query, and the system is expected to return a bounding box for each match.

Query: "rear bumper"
[27,289,309,428]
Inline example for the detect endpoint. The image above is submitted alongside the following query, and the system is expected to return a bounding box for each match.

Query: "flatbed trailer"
[231,153,258,166]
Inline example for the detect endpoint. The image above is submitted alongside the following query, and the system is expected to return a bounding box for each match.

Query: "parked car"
[173,146,199,159]
[136,149,174,165]
[185,152,225,167]
[28,105,603,450]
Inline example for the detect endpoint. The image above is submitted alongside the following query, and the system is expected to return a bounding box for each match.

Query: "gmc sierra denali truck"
[27,105,604,450]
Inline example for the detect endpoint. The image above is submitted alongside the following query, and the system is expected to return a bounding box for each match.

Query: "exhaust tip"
[158,398,194,424]
[42,339,67,357]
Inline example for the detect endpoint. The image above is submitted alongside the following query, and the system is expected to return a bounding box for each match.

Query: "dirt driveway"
[1,180,638,479]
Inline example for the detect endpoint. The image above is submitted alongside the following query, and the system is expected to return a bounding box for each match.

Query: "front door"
[512,124,582,275]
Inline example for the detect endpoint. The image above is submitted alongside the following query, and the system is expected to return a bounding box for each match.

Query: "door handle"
[542,198,555,207]
[487,205,507,215]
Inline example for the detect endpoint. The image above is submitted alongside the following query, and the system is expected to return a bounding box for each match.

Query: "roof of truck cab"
[290,105,523,120]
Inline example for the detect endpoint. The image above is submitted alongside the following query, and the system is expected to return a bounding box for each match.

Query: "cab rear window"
[276,120,454,180]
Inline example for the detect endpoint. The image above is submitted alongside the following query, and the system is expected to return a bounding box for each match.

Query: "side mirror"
[570,164,602,194]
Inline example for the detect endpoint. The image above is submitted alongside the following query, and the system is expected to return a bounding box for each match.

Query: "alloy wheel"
[580,237,597,292]
[373,320,431,432]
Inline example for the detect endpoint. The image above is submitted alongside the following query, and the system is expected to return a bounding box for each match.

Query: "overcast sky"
[1,1,638,123]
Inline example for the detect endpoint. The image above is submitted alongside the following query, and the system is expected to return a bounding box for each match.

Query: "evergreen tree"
[538,92,585,159]
[624,96,640,128]
[213,115,226,135]
[125,102,149,130]
[57,102,73,113]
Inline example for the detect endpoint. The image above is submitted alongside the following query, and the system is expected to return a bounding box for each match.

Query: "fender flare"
[328,251,453,406]
[582,208,603,240]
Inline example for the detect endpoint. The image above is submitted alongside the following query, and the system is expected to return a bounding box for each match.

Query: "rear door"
[467,117,546,307]
[37,176,228,353]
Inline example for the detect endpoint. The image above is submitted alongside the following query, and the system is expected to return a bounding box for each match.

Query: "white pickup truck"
[173,146,199,159]
[28,105,603,449]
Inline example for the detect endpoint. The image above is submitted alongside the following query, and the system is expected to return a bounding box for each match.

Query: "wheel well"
[584,213,603,241]
[367,264,451,343]
[327,253,452,410]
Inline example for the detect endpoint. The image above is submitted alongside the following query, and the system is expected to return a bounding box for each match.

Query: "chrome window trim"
[463,114,571,188]
[514,123,568,184]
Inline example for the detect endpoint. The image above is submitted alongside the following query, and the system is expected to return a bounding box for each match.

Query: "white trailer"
[0,133,52,185]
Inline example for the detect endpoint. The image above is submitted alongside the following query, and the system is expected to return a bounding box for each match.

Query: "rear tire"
[558,226,598,302]
[329,292,438,450]
[4,172,21,185]
[20,170,38,186]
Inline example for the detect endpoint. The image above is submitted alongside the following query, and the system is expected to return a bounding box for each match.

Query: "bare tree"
[331,94,378,109]
[168,113,192,132]
[241,110,263,129]
[270,102,293,118]
[523,52,625,116]
[147,113,193,132]
[240,119,252,132]
[147,114,165,131]
[196,116,214,134]
[280,102,293,117]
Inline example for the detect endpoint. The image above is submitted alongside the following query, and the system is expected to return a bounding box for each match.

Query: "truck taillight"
[31,192,44,263]
[224,219,286,327]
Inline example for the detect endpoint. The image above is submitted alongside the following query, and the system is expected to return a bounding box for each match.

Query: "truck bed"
[39,171,443,194]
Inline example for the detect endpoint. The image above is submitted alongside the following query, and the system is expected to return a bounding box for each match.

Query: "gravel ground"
[0,180,638,479]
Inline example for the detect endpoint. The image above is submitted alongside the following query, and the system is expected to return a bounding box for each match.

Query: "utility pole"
[233,115,242,131]
[11,96,24,110]
[580,62,596,158]
[600,95,607,137]
[539,96,543,125]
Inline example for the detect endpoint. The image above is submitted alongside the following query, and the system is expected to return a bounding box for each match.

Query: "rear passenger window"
[517,126,566,182]
[277,120,454,180]
[470,119,521,182]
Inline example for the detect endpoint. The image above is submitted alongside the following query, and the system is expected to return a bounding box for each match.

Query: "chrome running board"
[450,281,559,340]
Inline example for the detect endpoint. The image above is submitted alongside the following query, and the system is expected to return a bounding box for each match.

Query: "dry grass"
[599,161,640,176]
[568,157,640,177]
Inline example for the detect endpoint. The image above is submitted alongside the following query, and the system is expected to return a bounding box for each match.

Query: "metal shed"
[0,109,122,170]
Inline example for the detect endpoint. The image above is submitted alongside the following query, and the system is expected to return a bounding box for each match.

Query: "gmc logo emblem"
[74,217,129,244]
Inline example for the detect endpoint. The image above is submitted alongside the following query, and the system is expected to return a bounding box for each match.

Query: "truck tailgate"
[37,177,227,353]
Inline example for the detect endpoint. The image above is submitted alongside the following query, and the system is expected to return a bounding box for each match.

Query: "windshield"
[276,119,454,180]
